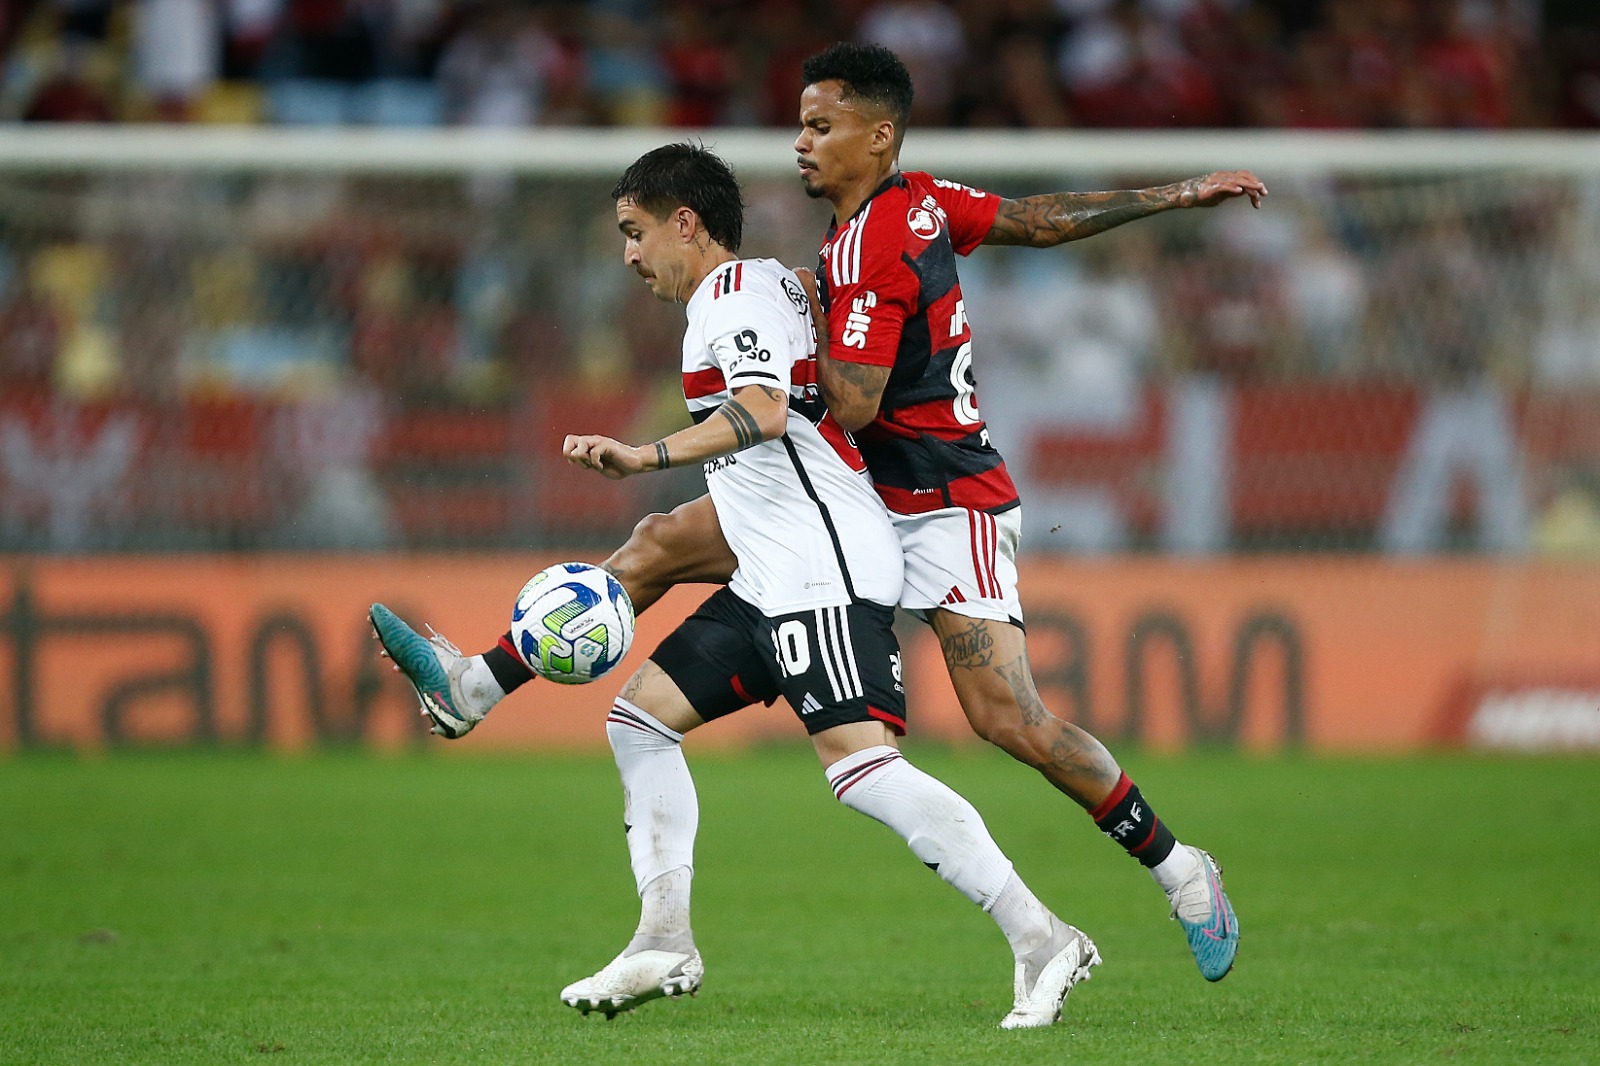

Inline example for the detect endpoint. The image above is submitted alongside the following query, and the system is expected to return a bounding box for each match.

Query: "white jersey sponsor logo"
[907,206,942,240]
[841,291,877,350]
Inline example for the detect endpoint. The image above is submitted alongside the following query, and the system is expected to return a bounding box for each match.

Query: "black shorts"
[650,586,907,736]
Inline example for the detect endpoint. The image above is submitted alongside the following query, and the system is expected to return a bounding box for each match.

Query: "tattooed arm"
[984,170,1268,248]
[817,358,890,433]
[563,384,788,479]
[793,267,891,432]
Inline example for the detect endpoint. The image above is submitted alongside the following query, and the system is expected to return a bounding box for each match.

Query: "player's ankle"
[1150,841,1200,895]
[989,871,1057,957]
[624,931,696,957]
[458,655,507,715]
[481,641,533,698]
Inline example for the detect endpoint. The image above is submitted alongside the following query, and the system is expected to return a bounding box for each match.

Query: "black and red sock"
[483,631,536,694]
[1090,772,1177,869]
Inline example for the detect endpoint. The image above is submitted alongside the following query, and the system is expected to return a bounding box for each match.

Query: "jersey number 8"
[950,341,980,425]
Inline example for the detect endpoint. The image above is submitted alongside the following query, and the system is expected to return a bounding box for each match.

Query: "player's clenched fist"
[564,434,645,479]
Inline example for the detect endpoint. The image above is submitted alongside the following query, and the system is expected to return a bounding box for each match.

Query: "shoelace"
[423,623,463,658]
[1169,856,1222,922]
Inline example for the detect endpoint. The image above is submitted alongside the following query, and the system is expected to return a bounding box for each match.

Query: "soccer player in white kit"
[369,45,1254,989]
[554,143,1098,1027]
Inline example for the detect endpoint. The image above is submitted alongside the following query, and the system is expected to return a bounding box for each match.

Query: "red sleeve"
[826,196,914,369]
[922,173,1002,256]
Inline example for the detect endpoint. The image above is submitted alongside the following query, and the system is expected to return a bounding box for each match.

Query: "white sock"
[460,655,507,715]
[1150,841,1200,895]
[634,866,692,951]
[607,699,696,948]
[987,871,1060,957]
[825,745,1015,910]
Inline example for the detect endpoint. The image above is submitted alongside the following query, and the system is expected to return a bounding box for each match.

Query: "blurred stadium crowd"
[1,1,1598,554]
[2,0,1598,129]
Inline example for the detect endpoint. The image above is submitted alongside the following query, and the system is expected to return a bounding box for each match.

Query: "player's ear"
[871,119,897,159]
[675,205,699,243]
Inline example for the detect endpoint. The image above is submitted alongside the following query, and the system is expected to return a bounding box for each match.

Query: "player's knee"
[621,504,731,583]
[620,511,677,565]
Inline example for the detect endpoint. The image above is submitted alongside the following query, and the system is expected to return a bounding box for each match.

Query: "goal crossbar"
[0,127,1597,177]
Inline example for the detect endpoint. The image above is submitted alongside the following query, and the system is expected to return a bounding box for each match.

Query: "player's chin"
[798,173,827,199]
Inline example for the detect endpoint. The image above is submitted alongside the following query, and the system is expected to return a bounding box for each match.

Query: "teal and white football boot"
[369,603,482,739]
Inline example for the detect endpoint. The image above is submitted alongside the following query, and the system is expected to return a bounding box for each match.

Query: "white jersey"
[681,258,902,614]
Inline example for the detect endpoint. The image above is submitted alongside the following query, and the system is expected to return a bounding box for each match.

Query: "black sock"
[483,632,536,694]
[1091,773,1177,869]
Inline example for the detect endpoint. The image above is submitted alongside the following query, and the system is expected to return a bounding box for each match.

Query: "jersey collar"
[827,171,907,238]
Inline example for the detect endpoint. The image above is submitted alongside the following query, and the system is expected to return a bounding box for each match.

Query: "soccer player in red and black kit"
[793,41,1259,984]
[372,42,1264,985]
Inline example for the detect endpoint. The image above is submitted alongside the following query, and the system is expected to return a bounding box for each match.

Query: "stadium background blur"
[4,13,1597,1060]
[0,0,1598,757]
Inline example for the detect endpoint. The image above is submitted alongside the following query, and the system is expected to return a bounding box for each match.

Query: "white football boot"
[999,920,1101,1030]
[560,946,704,1019]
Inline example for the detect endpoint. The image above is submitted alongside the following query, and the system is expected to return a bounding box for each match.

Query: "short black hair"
[801,42,914,136]
[611,142,744,254]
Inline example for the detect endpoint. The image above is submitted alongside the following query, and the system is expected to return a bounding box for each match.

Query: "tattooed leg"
[930,610,1121,810]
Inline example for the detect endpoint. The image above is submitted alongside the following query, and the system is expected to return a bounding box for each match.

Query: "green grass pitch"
[2,746,1596,1064]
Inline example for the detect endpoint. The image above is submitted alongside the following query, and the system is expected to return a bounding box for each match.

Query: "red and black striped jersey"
[817,170,1019,516]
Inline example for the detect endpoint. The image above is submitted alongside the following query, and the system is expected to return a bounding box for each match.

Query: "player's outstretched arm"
[564,384,789,478]
[984,170,1268,248]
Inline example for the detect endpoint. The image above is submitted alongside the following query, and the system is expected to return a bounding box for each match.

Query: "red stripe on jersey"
[817,414,867,474]
[792,355,818,389]
[682,367,727,401]
[712,263,743,299]
[873,466,1019,516]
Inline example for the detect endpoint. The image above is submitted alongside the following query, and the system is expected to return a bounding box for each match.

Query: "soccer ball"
[510,562,636,685]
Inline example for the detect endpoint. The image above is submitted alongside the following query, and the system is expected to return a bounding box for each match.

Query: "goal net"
[0,128,1596,554]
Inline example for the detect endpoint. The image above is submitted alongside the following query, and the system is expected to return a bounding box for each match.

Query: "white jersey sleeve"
[701,289,798,395]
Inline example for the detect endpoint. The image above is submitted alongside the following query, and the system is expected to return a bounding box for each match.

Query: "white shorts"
[891,505,1024,625]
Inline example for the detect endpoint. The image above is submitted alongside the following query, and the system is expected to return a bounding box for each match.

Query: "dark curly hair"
[611,142,744,254]
[801,42,914,141]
